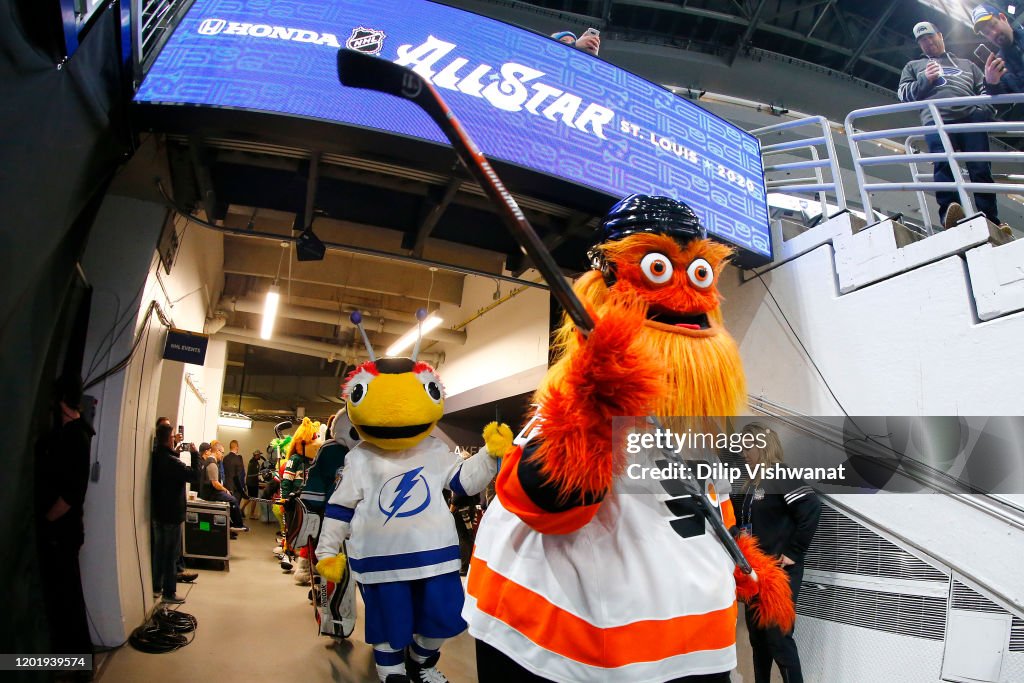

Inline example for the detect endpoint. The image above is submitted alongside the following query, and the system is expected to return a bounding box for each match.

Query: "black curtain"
[0,0,130,656]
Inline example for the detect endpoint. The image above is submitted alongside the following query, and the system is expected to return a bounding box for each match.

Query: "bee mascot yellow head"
[343,357,445,451]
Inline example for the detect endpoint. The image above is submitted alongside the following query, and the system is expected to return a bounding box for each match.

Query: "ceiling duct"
[221,298,467,345]
[215,326,442,366]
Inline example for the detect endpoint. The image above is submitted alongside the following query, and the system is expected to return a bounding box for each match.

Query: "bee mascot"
[316,312,512,683]
[464,195,796,683]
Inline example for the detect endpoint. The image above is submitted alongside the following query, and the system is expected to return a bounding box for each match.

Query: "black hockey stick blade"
[337,48,595,335]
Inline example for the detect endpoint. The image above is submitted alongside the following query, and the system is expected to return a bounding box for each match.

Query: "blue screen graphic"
[135,0,771,259]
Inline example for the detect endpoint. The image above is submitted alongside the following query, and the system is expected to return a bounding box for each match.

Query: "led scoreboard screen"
[136,0,771,260]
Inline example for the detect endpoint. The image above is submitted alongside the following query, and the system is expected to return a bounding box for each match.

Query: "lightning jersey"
[317,436,497,584]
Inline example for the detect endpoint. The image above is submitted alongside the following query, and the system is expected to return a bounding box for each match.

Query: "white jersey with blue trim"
[316,436,497,584]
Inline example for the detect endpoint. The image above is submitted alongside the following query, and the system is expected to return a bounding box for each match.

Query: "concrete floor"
[96,518,777,683]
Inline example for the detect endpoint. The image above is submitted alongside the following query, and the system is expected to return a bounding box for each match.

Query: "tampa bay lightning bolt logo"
[378,467,430,524]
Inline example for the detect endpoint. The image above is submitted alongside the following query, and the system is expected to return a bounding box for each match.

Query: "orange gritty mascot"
[464,195,795,682]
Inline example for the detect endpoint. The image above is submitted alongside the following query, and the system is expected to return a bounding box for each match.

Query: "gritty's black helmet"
[587,195,706,281]
[594,194,706,246]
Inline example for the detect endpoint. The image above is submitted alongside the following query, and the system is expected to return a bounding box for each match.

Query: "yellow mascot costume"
[316,311,513,683]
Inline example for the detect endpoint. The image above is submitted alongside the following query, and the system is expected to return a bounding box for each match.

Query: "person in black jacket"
[223,440,246,505]
[242,450,265,519]
[151,422,195,604]
[156,417,199,583]
[736,423,821,683]
[34,374,95,657]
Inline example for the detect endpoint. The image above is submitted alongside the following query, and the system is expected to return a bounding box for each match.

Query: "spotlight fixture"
[296,226,326,261]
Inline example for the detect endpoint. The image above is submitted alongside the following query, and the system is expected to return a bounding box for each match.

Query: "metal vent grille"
[804,505,947,581]
[1011,617,1024,652]
[798,583,947,640]
[951,580,1006,614]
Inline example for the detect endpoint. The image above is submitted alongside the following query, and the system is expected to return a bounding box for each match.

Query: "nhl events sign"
[136,0,771,260]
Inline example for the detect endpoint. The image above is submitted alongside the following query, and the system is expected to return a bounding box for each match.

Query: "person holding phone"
[898,21,1001,230]
[549,27,601,57]
[973,4,1024,95]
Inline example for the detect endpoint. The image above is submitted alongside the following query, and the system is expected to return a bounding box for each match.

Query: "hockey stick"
[336,49,751,575]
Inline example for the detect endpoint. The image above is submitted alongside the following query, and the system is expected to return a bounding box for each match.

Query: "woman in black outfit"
[242,450,265,519]
[737,423,821,683]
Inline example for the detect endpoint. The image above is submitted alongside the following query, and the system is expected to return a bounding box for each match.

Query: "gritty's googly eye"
[424,380,442,403]
[348,382,368,406]
[640,253,674,284]
[686,258,714,289]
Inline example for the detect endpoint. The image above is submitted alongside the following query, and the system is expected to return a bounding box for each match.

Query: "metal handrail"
[751,116,847,219]
[904,136,935,233]
[845,92,1024,230]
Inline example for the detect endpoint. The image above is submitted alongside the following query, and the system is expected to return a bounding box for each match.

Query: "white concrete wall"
[216,420,281,459]
[717,217,1024,649]
[79,197,225,646]
[720,243,1024,415]
[436,272,550,408]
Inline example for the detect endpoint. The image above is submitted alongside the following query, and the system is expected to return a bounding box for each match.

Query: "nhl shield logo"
[346,27,386,55]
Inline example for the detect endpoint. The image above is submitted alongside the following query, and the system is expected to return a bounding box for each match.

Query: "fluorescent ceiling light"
[386,314,443,356]
[218,413,252,429]
[261,285,280,340]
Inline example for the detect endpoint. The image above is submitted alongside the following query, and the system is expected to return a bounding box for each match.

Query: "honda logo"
[198,18,227,35]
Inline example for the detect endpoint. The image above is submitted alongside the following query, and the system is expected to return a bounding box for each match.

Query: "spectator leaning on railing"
[898,21,1001,230]
[973,4,1024,94]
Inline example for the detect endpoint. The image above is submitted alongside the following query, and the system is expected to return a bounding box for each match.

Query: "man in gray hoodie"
[898,21,999,230]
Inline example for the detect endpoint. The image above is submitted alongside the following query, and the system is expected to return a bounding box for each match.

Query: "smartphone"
[975,44,994,63]
[178,425,185,436]
[584,27,600,37]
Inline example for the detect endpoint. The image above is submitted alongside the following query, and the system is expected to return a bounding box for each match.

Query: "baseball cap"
[972,4,999,31]
[913,21,940,39]
[199,442,212,454]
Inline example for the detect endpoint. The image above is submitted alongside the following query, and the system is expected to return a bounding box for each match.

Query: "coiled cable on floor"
[128,608,198,653]
[154,607,197,634]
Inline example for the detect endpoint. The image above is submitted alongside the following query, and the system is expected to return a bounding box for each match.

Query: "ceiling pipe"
[222,297,467,345]
[156,180,549,291]
[215,326,442,365]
